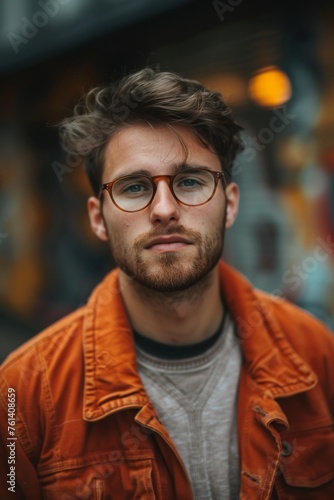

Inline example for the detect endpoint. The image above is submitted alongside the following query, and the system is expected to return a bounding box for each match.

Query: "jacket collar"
[82,262,317,421]
[83,270,149,421]
[219,261,317,398]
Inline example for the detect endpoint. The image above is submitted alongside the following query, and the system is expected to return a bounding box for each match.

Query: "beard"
[107,216,226,294]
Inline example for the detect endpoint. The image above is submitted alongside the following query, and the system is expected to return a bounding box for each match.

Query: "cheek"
[186,202,225,229]
[106,214,146,243]
[211,196,227,224]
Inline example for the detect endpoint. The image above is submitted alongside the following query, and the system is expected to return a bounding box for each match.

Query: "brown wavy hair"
[59,68,244,195]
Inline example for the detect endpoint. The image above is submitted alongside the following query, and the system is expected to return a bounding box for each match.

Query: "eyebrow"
[118,163,212,178]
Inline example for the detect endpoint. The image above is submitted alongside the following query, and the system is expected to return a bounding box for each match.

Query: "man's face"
[88,124,239,292]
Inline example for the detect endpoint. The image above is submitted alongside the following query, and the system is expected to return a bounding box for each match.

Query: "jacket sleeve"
[0,358,43,499]
[0,424,43,499]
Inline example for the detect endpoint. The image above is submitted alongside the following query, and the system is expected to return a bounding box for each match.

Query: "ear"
[225,182,239,229]
[87,196,108,241]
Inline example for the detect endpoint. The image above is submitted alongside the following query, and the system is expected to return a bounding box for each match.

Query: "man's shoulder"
[254,287,332,331]
[220,261,333,346]
[253,288,334,355]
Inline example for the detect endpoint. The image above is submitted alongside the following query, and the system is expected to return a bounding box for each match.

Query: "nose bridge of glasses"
[151,174,174,194]
[151,174,173,186]
[150,174,180,206]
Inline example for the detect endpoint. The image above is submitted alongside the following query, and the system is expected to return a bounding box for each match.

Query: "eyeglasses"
[99,168,226,212]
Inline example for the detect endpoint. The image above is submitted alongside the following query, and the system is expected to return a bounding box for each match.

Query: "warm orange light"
[248,66,292,108]
[198,73,248,106]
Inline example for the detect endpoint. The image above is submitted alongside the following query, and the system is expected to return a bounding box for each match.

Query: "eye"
[175,172,207,190]
[124,183,148,193]
[180,178,200,187]
[114,177,152,197]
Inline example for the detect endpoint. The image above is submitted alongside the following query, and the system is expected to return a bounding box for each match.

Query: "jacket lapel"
[82,269,149,421]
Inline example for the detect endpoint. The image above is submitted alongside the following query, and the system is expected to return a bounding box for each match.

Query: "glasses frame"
[99,168,227,212]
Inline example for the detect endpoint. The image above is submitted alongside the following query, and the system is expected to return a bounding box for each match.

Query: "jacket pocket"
[40,452,157,500]
[275,428,334,499]
[43,476,105,500]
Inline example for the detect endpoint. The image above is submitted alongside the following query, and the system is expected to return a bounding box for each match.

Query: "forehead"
[102,124,221,181]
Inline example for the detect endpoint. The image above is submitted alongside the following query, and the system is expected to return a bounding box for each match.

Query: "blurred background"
[1,0,333,361]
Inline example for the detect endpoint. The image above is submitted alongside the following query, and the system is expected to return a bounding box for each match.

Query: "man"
[1,68,334,499]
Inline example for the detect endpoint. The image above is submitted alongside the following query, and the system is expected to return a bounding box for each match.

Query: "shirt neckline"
[133,313,226,361]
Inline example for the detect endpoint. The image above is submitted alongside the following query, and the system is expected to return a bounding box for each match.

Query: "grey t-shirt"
[136,313,242,499]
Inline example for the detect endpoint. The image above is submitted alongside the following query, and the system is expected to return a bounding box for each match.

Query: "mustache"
[134,225,203,248]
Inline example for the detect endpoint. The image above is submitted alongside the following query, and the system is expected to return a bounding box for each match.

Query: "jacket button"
[281,440,293,457]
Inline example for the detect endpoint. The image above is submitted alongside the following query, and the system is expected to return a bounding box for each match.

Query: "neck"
[119,265,223,345]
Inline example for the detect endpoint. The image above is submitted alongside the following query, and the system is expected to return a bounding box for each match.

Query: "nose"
[149,179,181,224]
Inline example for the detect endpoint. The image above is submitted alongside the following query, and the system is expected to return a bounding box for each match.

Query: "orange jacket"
[1,262,334,499]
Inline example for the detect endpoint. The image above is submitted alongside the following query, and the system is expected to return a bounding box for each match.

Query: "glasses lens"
[112,175,153,211]
[173,169,215,205]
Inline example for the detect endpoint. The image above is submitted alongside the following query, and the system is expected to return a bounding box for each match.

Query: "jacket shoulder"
[254,289,334,374]
[0,305,92,448]
[254,289,333,340]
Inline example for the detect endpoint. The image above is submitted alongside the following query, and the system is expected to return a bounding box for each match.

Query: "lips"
[145,235,192,250]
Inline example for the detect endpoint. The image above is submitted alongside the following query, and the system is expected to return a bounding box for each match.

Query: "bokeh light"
[248,66,292,108]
